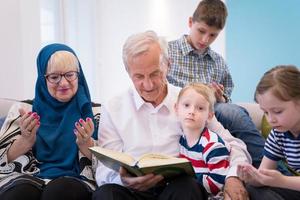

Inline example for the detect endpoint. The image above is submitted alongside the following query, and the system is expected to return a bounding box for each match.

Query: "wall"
[0,0,41,100]
[94,0,225,103]
[0,0,225,103]
[227,1,300,102]
[2,1,300,103]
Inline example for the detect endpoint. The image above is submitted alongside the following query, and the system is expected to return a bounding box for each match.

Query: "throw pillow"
[261,114,272,139]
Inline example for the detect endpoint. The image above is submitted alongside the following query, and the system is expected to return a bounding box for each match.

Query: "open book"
[90,146,195,179]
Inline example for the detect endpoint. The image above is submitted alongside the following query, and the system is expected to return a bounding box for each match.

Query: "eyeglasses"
[45,71,79,84]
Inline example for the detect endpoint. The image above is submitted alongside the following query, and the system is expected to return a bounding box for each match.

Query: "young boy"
[175,82,230,197]
[168,0,231,103]
[167,0,265,179]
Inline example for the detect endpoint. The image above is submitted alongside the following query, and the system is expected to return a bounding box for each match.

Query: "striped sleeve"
[201,133,230,195]
[264,130,284,161]
[179,129,230,195]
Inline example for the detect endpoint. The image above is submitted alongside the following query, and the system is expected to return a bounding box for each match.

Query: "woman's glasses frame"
[44,71,79,84]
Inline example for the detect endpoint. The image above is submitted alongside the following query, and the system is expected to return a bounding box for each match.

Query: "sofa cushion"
[237,103,264,131]
[261,114,272,139]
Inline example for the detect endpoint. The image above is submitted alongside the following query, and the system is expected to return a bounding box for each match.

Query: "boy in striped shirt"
[175,83,230,197]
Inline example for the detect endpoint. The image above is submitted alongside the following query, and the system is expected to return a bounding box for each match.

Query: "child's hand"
[257,168,284,187]
[237,164,260,185]
[209,82,226,102]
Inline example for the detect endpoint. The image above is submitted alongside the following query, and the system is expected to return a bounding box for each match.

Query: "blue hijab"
[32,43,97,179]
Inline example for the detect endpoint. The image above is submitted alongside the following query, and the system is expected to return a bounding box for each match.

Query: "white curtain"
[40,0,98,101]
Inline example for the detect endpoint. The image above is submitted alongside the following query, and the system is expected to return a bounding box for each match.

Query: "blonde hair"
[255,65,300,102]
[177,82,216,112]
[47,51,79,73]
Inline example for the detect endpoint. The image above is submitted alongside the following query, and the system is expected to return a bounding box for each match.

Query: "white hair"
[122,30,169,72]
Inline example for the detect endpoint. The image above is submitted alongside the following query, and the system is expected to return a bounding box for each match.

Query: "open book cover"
[89,146,195,179]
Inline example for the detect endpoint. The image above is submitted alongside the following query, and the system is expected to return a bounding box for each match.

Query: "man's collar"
[132,88,144,110]
[180,35,195,56]
[132,84,172,113]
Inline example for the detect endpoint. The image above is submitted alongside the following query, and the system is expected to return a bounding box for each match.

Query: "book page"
[137,153,189,168]
[90,147,194,178]
[90,147,136,166]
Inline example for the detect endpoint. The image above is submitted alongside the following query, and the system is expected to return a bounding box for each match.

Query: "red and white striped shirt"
[179,127,230,195]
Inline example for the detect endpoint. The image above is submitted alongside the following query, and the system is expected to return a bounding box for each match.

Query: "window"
[39,0,98,101]
[40,0,63,45]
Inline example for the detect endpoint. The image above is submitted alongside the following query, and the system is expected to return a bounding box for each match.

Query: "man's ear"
[167,58,172,73]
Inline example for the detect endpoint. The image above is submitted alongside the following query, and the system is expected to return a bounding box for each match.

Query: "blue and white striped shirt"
[264,129,300,173]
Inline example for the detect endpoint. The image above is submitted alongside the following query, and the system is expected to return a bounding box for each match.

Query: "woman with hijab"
[0,43,100,200]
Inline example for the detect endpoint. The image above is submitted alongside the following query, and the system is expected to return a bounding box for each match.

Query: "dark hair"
[255,65,300,102]
[192,0,227,29]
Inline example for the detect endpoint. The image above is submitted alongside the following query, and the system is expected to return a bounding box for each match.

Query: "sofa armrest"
[0,98,16,118]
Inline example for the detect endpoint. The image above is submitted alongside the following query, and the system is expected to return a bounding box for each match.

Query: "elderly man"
[93,31,251,200]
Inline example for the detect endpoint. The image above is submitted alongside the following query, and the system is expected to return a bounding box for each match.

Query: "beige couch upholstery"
[0,98,17,118]
[237,102,264,131]
[0,98,264,130]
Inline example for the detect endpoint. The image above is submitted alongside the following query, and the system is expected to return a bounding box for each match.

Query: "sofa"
[0,98,264,131]
[0,98,17,127]
[237,102,264,131]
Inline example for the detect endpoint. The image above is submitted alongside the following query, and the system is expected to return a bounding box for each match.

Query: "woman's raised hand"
[19,108,40,148]
[74,117,94,146]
